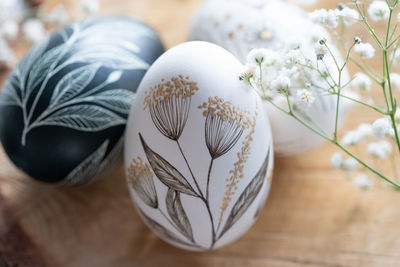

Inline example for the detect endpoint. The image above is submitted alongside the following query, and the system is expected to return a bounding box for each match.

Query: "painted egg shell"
[189,0,352,156]
[0,16,164,185]
[124,41,274,251]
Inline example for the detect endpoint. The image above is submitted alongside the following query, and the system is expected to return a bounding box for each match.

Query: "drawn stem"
[206,159,214,203]
[176,140,204,198]
[201,197,216,250]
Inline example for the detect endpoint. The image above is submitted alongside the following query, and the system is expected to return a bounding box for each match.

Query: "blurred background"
[1,0,400,266]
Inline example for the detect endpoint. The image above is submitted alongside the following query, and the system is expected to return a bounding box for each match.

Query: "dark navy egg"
[0,16,164,185]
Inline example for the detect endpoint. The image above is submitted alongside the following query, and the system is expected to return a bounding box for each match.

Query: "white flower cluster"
[242,37,340,111]
[331,152,373,189]
[309,5,359,28]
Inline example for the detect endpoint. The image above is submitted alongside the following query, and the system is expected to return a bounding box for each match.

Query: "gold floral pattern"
[143,75,199,140]
[198,96,252,159]
[218,104,258,223]
[127,156,158,209]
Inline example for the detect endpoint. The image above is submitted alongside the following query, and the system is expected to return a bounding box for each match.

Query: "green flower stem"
[382,7,400,154]
[391,152,399,181]
[262,96,400,190]
[330,92,388,115]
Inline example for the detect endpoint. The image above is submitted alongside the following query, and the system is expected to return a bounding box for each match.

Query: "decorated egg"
[189,0,352,156]
[0,16,164,185]
[124,41,274,250]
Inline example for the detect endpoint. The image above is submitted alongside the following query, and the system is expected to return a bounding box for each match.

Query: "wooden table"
[1,0,400,266]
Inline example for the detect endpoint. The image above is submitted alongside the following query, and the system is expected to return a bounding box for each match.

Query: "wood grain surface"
[1,0,400,266]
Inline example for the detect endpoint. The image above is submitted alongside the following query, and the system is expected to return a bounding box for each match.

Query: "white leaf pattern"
[80,89,136,114]
[49,64,100,107]
[58,139,109,186]
[36,105,126,131]
[26,43,67,94]
[0,18,150,146]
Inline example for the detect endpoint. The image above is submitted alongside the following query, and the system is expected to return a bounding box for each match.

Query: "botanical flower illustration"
[198,96,252,159]
[144,75,199,140]
[127,156,158,209]
[219,105,258,224]
[137,77,271,250]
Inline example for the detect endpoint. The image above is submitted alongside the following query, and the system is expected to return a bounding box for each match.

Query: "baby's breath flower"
[271,75,291,93]
[309,9,329,24]
[22,19,46,44]
[357,123,373,139]
[367,141,392,159]
[331,152,344,169]
[314,43,327,60]
[342,130,361,146]
[0,20,18,41]
[354,37,361,44]
[368,1,390,21]
[354,42,375,59]
[372,117,391,138]
[390,73,400,90]
[398,12,400,22]
[325,9,339,28]
[343,157,358,171]
[296,89,315,108]
[247,48,270,65]
[309,9,339,28]
[284,49,303,68]
[81,0,99,14]
[352,72,371,91]
[336,7,359,26]
[240,64,257,84]
[353,174,373,189]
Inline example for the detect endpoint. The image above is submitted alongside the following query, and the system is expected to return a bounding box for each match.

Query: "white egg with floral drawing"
[124,41,274,251]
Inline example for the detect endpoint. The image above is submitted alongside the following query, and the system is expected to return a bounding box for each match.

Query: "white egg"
[124,41,274,251]
[189,0,353,156]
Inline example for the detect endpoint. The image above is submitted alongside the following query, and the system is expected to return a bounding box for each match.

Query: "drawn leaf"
[166,189,194,242]
[26,43,66,95]
[219,149,271,238]
[80,89,135,114]
[36,105,126,131]
[137,208,196,248]
[16,38,50,97]
[50,64,100,107]
[58,140,109,186]
[139,133,197,197]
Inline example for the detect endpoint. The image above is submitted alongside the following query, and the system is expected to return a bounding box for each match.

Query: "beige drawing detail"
[219,103,258,223]
[143,75,199,110]
[127,156,158,209]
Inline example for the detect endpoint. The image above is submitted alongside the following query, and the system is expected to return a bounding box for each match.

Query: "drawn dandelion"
[198,96,253,205]
[198,96,252,159]
[127,156,158,209]
[144,75,199,140]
